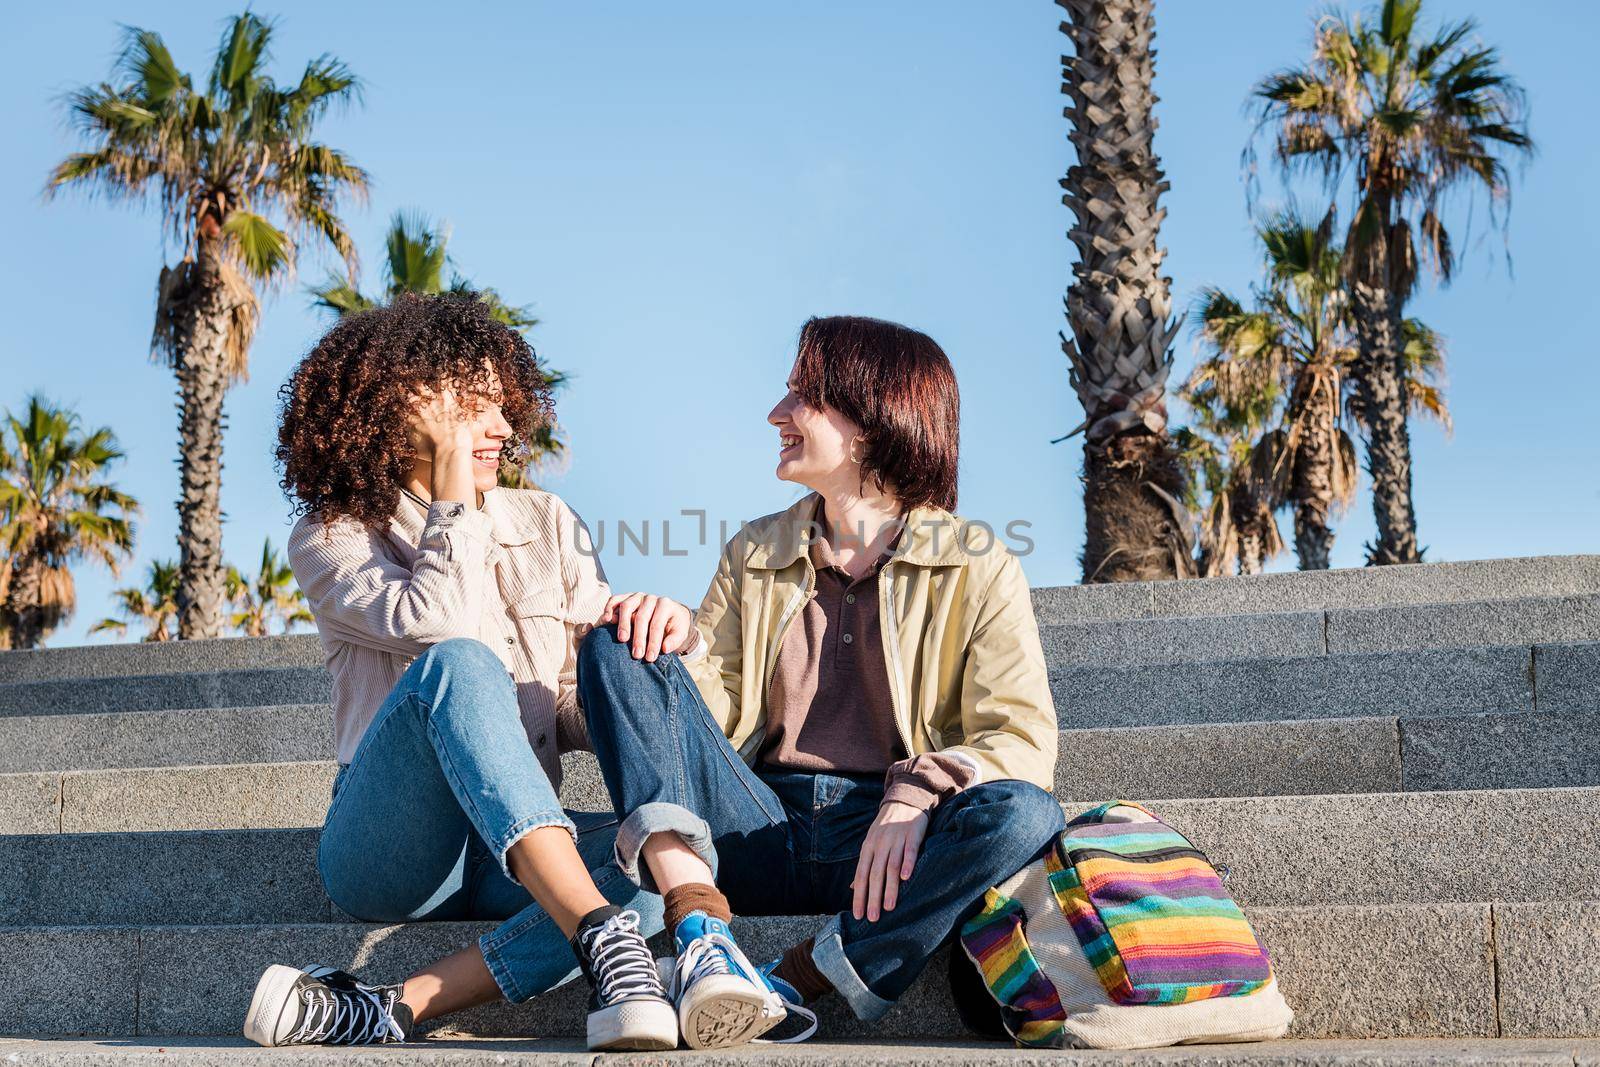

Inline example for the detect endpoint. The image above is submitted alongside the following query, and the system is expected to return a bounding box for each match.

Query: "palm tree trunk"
[1236,532,1264,576]
[1291,374,1338,571]
[1348,279,1421,566]
[161,238,234,638]
[1059,0,1189,583]
[3,548,49,650]
[1230,487,1268,576]
[1082,433,1188,582]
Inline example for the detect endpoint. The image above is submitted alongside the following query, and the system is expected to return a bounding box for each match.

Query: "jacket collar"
[746,491,970,570]
[388,487,535,552]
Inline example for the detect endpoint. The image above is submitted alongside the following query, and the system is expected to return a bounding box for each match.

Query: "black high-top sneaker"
[571,905,679,1051]
[243,964,413,1047]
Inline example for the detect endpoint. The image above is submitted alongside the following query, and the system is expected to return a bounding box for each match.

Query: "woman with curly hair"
[243,293,701,1051]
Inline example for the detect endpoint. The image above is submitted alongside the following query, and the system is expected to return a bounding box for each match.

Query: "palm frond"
[220,210,293,283]
[308,274,375,318]
[212,13,274,105]
[115,26,186,105]
[386,210,449,295]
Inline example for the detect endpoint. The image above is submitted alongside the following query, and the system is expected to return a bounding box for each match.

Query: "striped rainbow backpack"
[957,801,1294,1050]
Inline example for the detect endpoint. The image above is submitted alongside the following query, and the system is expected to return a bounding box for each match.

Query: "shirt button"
[842,632,853,644]
[536,734,548,748]
[845,593,856,604]
[505,635,515,645]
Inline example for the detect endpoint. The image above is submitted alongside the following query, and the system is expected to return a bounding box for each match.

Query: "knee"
[578,623,633,675]
[958,780,1065,846]
[998,780,1062,844]
[578,623,652,704]
[407,638,515,721]
[418,636,504,677]
[578,624,669,736]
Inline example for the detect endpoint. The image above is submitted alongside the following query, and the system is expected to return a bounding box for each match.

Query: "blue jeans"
[317,637,664,1003]
[577,624,1065,1023]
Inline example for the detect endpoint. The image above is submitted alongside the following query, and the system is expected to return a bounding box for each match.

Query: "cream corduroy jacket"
[287,487,609,791]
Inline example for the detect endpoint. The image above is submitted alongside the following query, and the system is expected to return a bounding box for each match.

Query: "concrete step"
[0,703,332,774]
[8,1039,1600,1067]
[3,787,1596,927]
[0,634,323,683]
[2,901,1595,1040]
[6,711,1599,833]
[0,554,1587,685]
[1040,595,1600,668]
[1030,554,1600,624]
[0,756,608,835]
[5,639,1594,731]
[0,666,331,718]
[4,595,1596,716]
[1053,641,1600,728]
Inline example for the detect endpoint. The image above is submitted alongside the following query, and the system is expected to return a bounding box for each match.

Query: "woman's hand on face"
[405,385,476,461]
[852,800,929,923]
[600,593,698,662]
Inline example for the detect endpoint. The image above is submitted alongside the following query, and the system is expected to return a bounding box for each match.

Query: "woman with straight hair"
[578,315,1064,1047]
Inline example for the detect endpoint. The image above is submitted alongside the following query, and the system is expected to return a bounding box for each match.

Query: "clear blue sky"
[4,1,1596,647]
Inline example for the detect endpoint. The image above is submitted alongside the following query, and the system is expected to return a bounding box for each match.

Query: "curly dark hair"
[276,293,555,528]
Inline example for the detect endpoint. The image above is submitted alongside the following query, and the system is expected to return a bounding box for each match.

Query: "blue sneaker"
[666,911,785,1049]
[755,960,819,1043]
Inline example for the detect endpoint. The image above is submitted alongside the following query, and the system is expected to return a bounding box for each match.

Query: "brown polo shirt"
[759,506,975,811]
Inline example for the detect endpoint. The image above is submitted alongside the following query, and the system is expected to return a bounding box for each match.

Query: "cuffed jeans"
[317,637,664,1003]
[577,624,1065,1023]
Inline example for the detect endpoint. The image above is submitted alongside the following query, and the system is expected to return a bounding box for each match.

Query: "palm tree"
[1250,0,1531,564]
[309,211,566,485]
[1192,209,1362,571]
[92,559,180,642]
[0,396,138,650]
[1055,0,1190,583]
[1174,357,1285,578]
[49,13,369,636]
[225,538,312,638]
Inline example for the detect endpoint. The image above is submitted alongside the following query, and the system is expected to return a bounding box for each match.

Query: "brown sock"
[772,938,833,1004]
[663,883,733,932]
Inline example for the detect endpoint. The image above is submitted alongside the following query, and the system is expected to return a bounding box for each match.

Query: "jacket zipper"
[879,561,917,757]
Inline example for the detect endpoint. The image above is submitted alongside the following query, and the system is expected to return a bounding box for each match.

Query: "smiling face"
[768,360,866,493]
[458,367,515,494]
[406,362,516,496]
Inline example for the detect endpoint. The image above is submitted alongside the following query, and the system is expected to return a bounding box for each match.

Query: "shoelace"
[676,930,754,991]
[757,997,819,1044]
[579,910,665,1005]
[289,980,404,1044]
[754,968,819,1044]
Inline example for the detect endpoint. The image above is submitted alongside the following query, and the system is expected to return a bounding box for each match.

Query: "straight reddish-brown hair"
[790,315,959,512]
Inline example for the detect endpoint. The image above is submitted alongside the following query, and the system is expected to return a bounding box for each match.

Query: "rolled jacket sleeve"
[882,751,978,812]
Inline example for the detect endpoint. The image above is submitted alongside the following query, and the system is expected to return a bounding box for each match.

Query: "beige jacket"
[287,487,610,789]
[682,491,1058,790]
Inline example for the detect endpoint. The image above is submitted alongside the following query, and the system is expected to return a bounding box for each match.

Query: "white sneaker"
[571,907,679,1051]
[666,911,786,1049]
[243,964,411,1047]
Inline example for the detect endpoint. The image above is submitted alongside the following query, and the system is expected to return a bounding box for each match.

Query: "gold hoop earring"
[849,437,863,464]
